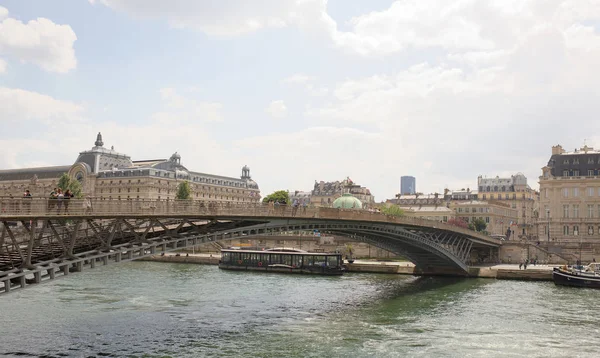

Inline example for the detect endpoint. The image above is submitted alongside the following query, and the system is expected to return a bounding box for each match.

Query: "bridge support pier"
[48,267,55,280]
[75,261,83,272]
[60,265,69,276]
[2,279,10,293]
[33,271,41,284]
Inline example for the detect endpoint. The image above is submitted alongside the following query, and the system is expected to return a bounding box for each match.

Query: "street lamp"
[546,209,550,242]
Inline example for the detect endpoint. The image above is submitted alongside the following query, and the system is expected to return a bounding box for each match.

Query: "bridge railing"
[0,198,498,243]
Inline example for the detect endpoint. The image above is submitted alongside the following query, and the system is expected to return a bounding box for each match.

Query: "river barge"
[552,263,600,289]
[219,248,344,275]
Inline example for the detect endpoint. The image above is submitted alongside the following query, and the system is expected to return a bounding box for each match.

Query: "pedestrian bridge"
[0,198,501,295]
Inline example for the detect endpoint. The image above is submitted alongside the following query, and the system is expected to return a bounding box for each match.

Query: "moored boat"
[219,247,344,275]
[552,263,600,289]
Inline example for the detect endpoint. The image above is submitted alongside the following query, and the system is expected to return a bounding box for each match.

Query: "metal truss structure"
[0,199,501,295]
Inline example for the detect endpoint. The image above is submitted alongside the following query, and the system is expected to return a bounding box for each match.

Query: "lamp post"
[546,209,550,242]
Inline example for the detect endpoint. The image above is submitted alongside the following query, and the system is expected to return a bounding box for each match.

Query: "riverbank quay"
[140,253,555,281]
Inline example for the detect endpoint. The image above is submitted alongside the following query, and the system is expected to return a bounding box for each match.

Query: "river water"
[1,262,599,357]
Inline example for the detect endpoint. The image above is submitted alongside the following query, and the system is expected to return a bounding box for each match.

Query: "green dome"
[332,194,363,209]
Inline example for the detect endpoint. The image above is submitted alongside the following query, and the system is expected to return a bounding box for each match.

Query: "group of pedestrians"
[46,187,75,213]
[266,199,309,216]
[519,258,538,270]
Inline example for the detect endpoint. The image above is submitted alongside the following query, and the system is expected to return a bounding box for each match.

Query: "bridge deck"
[0,198,500,247]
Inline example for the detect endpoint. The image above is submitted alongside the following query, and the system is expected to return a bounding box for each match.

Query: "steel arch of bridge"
[0,199,501,295]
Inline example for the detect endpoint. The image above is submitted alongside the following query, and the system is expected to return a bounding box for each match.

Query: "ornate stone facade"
[450,200,519,237]
[539,144,600,242]
[477,173,539,238]
[310,177,374,208]
[0,133,261,202]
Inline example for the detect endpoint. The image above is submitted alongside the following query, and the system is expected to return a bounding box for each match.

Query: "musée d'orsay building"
[0,133,261,202]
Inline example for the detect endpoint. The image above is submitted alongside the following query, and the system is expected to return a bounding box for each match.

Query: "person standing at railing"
[268,200,275,214]
[63,189,74,213]
[48,188,58,212]
[84,196,93,213]
[56,189,64,214]
[23,190,32,214]
[292,199,299,217]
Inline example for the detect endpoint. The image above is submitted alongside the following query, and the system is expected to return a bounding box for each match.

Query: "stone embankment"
[141,253,555,281]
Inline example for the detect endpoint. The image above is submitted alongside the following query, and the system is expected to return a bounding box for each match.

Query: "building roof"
[401,206,453,213]
[396,194,440,200]
[547,145,600,177]
[332,194,362,209]
[0,166,71,181]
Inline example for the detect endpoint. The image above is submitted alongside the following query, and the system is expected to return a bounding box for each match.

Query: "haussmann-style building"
[477,173,539,238]
[539,144,600,243]
[0,133,261,202]
[310,177,374,208]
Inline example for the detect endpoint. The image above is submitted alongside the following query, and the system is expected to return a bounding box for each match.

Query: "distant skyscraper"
[401,176,416,195]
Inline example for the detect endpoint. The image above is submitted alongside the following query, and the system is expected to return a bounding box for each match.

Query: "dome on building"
[332,194,362,209]
[245,178,259,189]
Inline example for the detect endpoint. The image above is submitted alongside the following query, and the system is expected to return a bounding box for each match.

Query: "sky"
[1,0,600,201]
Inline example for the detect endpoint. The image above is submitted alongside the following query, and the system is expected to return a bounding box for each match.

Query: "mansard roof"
[0,165,71,181]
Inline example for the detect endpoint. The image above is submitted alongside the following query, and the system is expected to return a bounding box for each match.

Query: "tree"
[58,173,83,198]
[471,217,487,232]
[176,181,192,200]
[380,205,405,217]
[447,218,468,229]
[262,190,290,204]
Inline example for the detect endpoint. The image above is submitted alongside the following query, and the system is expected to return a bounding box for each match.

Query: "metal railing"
[0,198,500,245]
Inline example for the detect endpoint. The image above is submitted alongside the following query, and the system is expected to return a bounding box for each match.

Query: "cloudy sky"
[1,0,600,201]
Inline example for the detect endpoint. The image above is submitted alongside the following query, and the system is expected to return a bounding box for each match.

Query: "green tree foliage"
[262,190,290,204]
[57,173,83,198]
[380,205,405,217]
[471,217,487,232]
[176,181,192,200]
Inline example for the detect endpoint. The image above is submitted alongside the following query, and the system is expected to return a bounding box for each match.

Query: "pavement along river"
[1,262,599,357]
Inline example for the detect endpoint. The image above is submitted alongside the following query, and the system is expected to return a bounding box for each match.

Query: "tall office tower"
[401,176,416,195]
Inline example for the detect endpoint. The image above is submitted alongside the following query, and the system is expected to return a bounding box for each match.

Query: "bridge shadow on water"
[340,274,495,321]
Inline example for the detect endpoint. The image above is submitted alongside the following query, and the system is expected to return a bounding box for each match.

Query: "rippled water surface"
[1,262,600,357]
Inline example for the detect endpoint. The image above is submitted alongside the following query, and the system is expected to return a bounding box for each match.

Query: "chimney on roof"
[552,145,564,155]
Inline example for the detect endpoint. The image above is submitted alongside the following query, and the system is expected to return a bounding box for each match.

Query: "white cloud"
[0,58,6,73]
[0,87,84,123]
[283,73,329,97]
[90,0,304,36]
[0,8,77,73]
[266,100,287,119]
[282,73,316,85]
[0,6,8,20]
[157,87,223,122]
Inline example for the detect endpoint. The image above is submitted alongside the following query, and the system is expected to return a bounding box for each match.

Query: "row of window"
[478,185,515,192]
[560,204,600,218]
[562,169,600,177]
[560,187,600,197]
[99,180,250,193]
[551,225,600,236]
[562,157,598,165]
[98,195,258,201]
[98,170,246,187]
[481,193,527,200]
[458,207,491,213]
